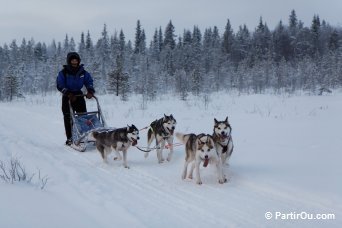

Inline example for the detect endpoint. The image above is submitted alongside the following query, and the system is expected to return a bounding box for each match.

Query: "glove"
[68,93,77,103]
[86,92,93,99]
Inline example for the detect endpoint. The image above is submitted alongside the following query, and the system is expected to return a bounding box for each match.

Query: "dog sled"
[69,94,108,152]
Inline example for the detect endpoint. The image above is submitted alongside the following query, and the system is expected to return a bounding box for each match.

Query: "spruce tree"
[119,30,125,54]
[164,20,176,49]
[289,10,298,31]
[328,30,339,51]
[134,20,142,54]
[78,32,86,57]
[63,34,69,54]
[222,19,234,56]
[2,65,20,101]
[311,15,321,55]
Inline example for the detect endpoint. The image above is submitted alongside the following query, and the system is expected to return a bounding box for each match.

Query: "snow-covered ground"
[0,91,341,228]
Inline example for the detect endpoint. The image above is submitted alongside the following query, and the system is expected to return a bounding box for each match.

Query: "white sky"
[0,0,341,46]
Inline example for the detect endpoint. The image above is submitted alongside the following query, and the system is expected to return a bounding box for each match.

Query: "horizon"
[1,11,340,47]
[1,0,341,46]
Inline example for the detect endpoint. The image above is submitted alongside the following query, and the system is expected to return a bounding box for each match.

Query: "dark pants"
[62,93,87,140]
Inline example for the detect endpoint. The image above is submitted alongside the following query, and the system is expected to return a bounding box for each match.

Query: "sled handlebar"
[74,94,97,98]
[68,94,107,127]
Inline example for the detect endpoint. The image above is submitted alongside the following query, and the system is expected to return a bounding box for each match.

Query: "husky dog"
[144,114,177,163]
[92,125,139,168]
[213,117,234,166]
[176,133,225,185]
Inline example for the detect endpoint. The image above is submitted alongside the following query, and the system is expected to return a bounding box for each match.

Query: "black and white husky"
[212,117,234,166]
[176,133,225,185]
[144,114,177,163]
[92,125,139,168]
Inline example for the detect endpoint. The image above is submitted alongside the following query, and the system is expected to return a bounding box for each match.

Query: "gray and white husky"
[92,125,139,168]
[176,133,225,185]
[212,117,234,166]
[144,114,177,163]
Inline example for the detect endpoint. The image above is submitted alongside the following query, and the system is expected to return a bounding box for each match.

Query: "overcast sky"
[1,0,341,46]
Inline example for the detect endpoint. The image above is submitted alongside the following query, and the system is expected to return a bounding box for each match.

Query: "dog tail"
[175,132,191,144]
[144,128,154,159]
[147,128,153,142]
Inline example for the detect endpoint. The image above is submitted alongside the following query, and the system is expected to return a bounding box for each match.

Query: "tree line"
[0,10,341,101]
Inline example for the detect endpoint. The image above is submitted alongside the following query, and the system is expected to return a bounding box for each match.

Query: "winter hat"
[67,52,81,65]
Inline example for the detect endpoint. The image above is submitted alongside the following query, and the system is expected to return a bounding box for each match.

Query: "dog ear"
[225,116,228,122]
[214,118,218,124]
[197,140,203,147]
[127,125,130,131]
[170,114,173,119]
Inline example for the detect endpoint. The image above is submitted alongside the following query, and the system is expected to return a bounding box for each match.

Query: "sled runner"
[69,94,108,152]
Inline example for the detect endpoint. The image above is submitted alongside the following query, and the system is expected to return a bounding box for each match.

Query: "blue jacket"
[56,64,95,95]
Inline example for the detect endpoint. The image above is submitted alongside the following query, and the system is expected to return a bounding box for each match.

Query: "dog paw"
[218,179,225,184]
[196,180,202,185]
[124,165,130,169]
[188,174,193,179]
[114,157,122,161]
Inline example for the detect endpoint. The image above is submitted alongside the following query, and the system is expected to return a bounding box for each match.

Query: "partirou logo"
[265,211,335,220]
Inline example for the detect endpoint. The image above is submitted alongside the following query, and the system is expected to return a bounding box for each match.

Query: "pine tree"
[69,37,76,51]
[134,20,142,54]
[328,29,339,51]
[96,24,111,84]
[151,29,160,61]
[9,40,19,61]
[158,27,164,51]
[107,54,129,99]
[235,25,250,62]
[119,30,125,54]
[222,19,234,56]
[84,30,94,65]
[311,15,321,55]
[164,20,176,49]
[110,31,120,65]
[2,65,20,101]
[63,34,69,54]
[192,26,202,61]
[253,17,272,62]
[78,32,86,57]
[85,31,93,52]
[273,20,292,61]
[34,42,44,61]
[289,10,298,32]
[181,29,193,74]
[287,10,299,60]
[203,28,213,73]
[100,24,110,58]
[140,30,146,54]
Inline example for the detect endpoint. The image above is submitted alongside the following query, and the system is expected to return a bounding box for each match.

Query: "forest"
[0,10,341,101]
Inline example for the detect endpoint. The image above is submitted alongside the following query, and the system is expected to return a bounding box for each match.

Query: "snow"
[0,91,341,228]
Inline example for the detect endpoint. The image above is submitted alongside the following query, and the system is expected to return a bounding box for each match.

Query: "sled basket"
[69,95,107,150]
